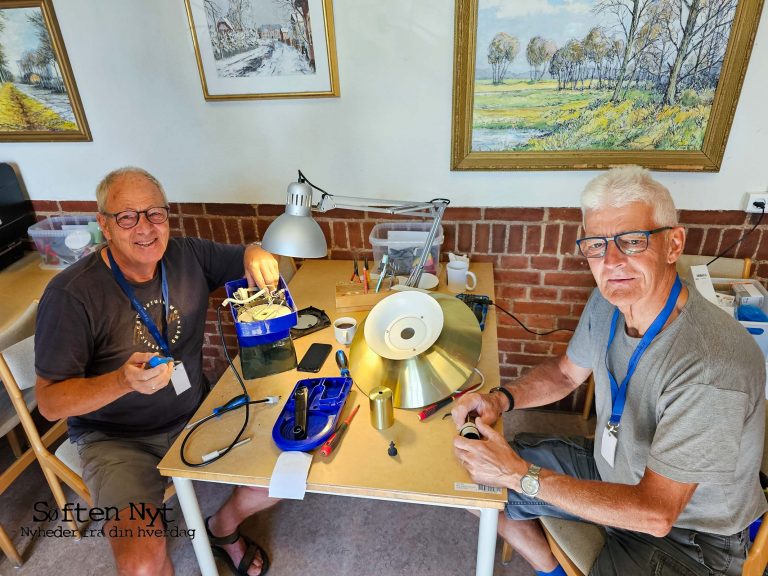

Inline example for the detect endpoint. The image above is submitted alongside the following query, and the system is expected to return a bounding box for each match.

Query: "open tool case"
[272,376,353,451]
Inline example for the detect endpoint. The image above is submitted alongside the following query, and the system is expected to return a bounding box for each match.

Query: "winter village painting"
[185,0,339,100]
[0,0,90,141]
[451,0,762,171]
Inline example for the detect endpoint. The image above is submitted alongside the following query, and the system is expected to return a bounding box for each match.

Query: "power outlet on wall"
[744,193,768,213]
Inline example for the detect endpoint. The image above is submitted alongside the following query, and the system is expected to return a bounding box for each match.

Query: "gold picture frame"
[184,0,340,101]
[0,0,90,142]
[451,0,763,171]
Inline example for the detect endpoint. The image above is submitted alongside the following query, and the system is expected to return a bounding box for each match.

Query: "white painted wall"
[3,0,767,210]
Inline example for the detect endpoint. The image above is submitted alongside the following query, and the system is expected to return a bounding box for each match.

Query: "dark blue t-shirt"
[35,237,245,440]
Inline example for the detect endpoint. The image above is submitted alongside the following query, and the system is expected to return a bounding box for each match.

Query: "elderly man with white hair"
[453,166,766,576]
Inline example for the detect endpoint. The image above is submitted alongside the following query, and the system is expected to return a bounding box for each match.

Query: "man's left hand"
[453,419,527,491]
[244,244,280,290]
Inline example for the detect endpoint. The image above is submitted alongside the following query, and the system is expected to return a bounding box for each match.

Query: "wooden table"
[0,252,58,334]
[158,260,505,576]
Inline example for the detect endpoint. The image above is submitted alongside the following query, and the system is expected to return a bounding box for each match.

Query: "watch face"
[521,475,540,496]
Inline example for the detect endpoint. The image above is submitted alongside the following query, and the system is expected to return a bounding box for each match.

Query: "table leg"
[172,477,219,576]
[476,508,499,576]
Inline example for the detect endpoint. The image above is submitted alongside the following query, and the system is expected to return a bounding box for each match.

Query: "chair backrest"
[0,300,37,353]
[676,254,751,281]
[1,336,35,392]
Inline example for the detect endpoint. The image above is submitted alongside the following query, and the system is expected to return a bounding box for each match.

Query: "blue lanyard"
[107,249,171,357]
[605,275,682,430]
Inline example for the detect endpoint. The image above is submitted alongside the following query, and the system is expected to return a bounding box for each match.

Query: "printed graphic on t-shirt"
[133,299,182,351]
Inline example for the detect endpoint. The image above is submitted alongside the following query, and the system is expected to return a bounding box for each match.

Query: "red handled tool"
[320,404,360,457]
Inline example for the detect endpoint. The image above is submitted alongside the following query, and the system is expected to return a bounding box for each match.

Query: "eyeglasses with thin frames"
[101,206,170,229]
[576,227,672,258]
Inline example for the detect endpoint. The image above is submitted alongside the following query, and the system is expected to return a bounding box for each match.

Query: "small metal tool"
[375,254,389,293]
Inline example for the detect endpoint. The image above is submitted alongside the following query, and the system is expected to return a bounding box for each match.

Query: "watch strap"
[489,386,515,412]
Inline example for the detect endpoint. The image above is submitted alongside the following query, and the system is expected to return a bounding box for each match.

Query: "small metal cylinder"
[369,386,394,430]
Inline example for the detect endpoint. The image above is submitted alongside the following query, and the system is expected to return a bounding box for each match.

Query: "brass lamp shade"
[349,292,482,409]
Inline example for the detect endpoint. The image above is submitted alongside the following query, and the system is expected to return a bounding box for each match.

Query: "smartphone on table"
[297,343,333,373]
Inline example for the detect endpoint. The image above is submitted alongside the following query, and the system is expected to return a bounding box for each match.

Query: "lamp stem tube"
[405,201,448,287]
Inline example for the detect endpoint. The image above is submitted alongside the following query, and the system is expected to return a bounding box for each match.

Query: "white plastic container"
[369,221,444,277]
[28,214,99,268]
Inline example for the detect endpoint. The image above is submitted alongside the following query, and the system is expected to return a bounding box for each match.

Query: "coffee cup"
[333,317,357,345]
[446,261,477,293]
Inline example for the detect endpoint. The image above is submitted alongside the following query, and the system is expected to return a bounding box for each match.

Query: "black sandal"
[205,516,270,576]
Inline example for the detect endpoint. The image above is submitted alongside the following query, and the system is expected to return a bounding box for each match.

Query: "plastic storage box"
[369,221,444,277]
[28,214,99,269]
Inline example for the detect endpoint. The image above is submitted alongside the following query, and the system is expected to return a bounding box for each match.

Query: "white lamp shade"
[261,211,328,258]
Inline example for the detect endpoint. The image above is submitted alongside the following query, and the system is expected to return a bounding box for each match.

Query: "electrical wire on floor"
[707,202,765,267]
[179,306,278,467]
[492,301,575,336]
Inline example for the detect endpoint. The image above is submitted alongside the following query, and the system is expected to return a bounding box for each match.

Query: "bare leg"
[107,505,173,576]
[207,486,279,576]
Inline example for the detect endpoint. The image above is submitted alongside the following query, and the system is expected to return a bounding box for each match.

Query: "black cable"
[707,203,765,266]
[179,306,251,467]
[492,301,575,336]
[297,169,330,198]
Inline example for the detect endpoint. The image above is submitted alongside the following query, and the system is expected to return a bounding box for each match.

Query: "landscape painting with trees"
[185,0,339,100]
[451,0,762,171]
[0,1,89,141]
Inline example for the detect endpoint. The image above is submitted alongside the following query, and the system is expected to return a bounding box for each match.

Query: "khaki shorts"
[75,423,184,514]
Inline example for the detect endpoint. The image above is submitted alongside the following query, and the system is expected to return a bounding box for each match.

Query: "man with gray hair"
[36,167,277,575]
[453,166,766,575]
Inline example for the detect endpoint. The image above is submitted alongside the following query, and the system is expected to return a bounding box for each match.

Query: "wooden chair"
[0,321,176,545]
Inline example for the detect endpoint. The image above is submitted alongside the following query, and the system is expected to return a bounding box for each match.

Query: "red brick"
[525,226,542,254]
[442,222,457,254]
[457,223,473,253]
[557,317,580,331]
[551,342,569,355]
[318,221,332,245]
[514,301,571,316]
[332,221,348,249]
[168,215,182,233]
[32,200,59,212]
[499,255,529,269]
[330,249,355,260]
[497,325,532,340]
[518,315,555,329]
[505,353,549,366]
[256,219,270,241]
[496,286,528,300]
[549,208,581,221]
[701,228,721,256]
[445,207,482,221]
[225,219,242,244]
[718,229,742,258]
[561,256,590,271]
[257,204,285,217]
[206,203,256,217]
[181,217,198,237]
[544,272,596,287]
[560,223,581,256]
[491,224,506,253]
[530,287,558,300]
[530,255,560,270]
[475,223,490,253]
[495,270,541,285]
[241,219,258,243]
[734,227,761,259]
[523,341,553,354]
[683,227,704,254]
[178,202,205,215]
[756,232,768,260]
[60,200,97,212]
[485,208,545,222]
[208,218,225,242]
[348,222,364,249]
[571,302,586,316]
[507,225,523,253]
[471,253,498,264]
[679,210,746,225]
[499,365,521,380]
[498,340,523,353]
[542,224,560,254]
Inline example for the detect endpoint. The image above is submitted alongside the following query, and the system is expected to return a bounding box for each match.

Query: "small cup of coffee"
[334,317,358,346]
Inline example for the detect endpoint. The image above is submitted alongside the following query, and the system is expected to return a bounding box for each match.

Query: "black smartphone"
[297,343,333,373]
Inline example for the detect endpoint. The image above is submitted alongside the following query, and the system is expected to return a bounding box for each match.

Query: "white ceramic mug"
[446,261,477,293]
[333,317,358,346]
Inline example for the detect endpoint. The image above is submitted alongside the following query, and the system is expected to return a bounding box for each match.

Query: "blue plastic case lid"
[272,376,353,452]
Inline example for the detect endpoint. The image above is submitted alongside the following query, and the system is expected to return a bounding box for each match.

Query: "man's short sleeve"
[566,289,601,369]
[35,287,93,381]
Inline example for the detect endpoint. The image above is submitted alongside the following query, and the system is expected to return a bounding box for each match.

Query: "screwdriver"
[185,394,250,429]
[320,404,360,457]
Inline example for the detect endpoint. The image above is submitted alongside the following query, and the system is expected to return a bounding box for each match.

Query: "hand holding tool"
[319,404,360,456]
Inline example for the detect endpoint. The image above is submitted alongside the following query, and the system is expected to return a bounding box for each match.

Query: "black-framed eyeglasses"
[101,206,170,229]
[576,227,672,258]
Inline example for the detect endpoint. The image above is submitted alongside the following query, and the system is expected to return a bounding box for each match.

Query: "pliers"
[350,257,362,283]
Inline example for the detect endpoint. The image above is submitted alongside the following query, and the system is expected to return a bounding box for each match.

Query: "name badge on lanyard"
[107,249,189,396]
[601,275,682,467]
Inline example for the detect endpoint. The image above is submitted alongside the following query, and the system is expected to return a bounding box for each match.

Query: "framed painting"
[451,0,763,171]
[0,0,90,142]
[184,0,340,100]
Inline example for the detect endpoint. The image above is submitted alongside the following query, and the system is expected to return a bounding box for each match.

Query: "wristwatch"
[489,386,515,412]
[520,464,542,497]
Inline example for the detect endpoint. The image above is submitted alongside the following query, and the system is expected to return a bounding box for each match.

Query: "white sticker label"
[601,426,617,468]
[454,482,503,494]
[171,362,192,395]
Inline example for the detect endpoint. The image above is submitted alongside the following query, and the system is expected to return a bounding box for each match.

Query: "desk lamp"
[261,171,449,287]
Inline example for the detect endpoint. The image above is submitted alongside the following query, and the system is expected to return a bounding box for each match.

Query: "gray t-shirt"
[567,283,767,535]
[35,237,245,440]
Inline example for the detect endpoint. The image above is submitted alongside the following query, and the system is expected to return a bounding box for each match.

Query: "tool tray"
[272,376,353,452]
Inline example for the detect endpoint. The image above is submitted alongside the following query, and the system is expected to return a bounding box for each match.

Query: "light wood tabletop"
[0,252,58,334]
[158,259,505,575]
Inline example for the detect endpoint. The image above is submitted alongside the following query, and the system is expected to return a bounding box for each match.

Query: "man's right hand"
[118,352,173,395]
[451,391,505,429]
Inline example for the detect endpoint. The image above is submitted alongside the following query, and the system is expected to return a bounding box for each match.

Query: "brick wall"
[32,200,768,412]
